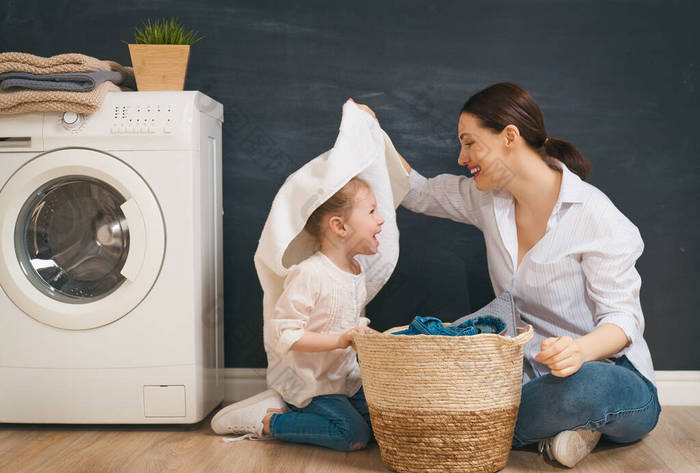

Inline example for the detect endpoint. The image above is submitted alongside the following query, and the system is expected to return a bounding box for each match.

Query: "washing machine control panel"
[41,92,218,150]
[110,103,177,135]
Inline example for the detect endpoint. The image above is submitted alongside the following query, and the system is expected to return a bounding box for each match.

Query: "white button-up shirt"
[266,251,370,407]
[401,162,655,385]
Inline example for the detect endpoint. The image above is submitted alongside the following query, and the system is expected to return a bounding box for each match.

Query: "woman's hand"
[534,335,587,377]
[348,98,377,120]
[535,324,629,377]
[336,326,379,349]
[347,98,412,173]
[348,98,412,174]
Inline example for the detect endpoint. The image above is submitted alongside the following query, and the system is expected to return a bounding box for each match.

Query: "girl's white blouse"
[401,162,655,385]
[265,251,370,407]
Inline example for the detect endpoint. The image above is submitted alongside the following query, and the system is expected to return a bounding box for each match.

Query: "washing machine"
[0,91,224,424]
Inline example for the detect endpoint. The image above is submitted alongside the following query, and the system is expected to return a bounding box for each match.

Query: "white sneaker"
[538,429,602,468]
[210,389,288,438]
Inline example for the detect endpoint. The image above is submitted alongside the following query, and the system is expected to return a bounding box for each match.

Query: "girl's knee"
[348,441,366,451]
[337,421,371,451]
[346,428,371,451]
[335,436,368,452]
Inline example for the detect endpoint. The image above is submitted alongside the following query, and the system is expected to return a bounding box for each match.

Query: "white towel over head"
[254,100,410,359]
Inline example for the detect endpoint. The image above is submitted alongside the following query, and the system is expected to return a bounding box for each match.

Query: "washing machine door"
[0,148,165,329]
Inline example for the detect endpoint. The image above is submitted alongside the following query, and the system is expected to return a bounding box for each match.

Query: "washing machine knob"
[60,112,85,132]
[62,112,79,125]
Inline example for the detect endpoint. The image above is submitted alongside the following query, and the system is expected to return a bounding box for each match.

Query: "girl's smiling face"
[345,187,384,256]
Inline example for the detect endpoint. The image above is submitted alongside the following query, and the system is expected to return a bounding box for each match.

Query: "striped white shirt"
[401,162,655,385]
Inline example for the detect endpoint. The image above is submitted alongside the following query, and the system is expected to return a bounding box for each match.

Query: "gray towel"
[452,292,537,383]
[452,292,519,338]
[0,70,136,92]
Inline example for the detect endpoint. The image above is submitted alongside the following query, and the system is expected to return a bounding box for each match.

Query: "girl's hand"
[348,98,377,121]
[336,326,379,349]
[534,335,586,377]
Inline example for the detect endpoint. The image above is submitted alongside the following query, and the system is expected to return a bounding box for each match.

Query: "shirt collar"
[556,160,588,204]
[316,251,363,281]
[492,160,588,204]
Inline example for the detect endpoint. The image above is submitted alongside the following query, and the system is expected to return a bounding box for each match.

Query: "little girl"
[211,177,382,452]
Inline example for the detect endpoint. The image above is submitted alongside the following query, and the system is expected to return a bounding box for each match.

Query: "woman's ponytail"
[543,137,591,181]
[461,83,592,181]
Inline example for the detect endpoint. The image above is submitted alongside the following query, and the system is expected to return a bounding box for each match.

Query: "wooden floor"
[1,406,698,473]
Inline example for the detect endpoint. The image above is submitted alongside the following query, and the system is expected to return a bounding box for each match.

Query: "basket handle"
[512,324,534,346]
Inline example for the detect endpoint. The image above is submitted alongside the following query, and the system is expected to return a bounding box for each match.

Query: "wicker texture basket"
[353,324,534,473]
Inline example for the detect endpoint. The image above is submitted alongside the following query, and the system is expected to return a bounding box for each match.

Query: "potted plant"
[124,17,205,91]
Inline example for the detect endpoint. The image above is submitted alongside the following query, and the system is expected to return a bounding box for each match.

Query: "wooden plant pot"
[128,44,190,91]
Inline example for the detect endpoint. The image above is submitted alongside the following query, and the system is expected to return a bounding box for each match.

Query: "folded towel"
[0,81,121,114]
[0,70,136,92]
[0,53,135,114]
[391,315,507,336]
[255,100,410,379]
[0,52,128,74]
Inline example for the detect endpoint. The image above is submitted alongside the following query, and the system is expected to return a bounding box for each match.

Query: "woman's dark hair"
[461,82,591,180]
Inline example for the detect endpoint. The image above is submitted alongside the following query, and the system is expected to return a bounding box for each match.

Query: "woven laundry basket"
[353,324,533,473]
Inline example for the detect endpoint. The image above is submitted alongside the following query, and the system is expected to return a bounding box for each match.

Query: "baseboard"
[654,371,700,406]
[223,369,700,406]
[224,368,268,403]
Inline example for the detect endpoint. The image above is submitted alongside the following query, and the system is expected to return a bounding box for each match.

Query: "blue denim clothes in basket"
[391,315,506,336]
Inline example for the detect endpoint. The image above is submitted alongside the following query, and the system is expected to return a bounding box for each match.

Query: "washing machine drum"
[0,148,165,329]
[18,176,131,302]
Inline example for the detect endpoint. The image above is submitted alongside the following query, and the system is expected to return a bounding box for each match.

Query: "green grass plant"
[124,17,205,45]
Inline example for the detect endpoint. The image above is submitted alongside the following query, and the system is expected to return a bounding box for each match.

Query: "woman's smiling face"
[457,112,512,191]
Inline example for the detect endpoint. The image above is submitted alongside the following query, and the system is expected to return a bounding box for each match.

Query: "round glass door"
[15,176,130,304]
[0,147,166,330]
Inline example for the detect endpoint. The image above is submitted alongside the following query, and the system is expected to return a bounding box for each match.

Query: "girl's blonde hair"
[304,178,371,240]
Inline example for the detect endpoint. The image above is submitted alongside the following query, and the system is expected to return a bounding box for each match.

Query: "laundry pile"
[390,292,519,337]
[391,315,507,336]
[0,52,136,114]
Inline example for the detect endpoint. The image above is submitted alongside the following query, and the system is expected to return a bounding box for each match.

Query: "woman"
[353,83,660,468]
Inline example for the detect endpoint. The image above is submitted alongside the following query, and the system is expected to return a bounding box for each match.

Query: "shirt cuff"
[359,316,371,327]
[596,313,639,356]
[276,328,305,357]
[401,169,428,209]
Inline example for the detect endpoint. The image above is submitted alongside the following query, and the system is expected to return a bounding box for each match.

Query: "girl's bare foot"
[262,407,286,435]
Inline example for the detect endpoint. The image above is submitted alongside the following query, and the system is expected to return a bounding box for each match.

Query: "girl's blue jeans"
[513,355,661,447]
[269,387,374,452]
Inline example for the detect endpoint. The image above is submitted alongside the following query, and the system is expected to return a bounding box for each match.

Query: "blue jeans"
[269,387,374,452]
[513,356,661,447]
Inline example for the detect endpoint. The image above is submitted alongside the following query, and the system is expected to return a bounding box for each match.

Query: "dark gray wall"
[1,0,698,370]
